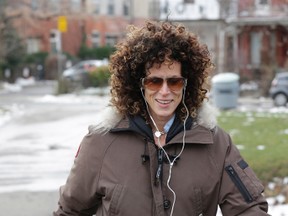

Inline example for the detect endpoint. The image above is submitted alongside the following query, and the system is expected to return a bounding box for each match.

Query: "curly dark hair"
[109,20,214,121]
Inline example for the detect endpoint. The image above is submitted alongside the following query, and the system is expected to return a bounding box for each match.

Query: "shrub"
[78,45,115,60]
[89,66,110,87]
[23,52,48,64]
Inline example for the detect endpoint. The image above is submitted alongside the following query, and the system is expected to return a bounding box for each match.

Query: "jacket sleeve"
[216,128,270,216]
[53,132,104,216]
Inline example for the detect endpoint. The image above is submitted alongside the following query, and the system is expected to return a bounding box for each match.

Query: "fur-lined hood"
[88,100,219,134]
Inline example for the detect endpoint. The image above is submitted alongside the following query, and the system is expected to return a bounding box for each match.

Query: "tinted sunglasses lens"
[143,77,163,90]
[142,77,185,91]
[167,78,185,91]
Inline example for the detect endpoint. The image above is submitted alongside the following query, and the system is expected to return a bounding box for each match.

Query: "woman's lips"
[156,99,172,105]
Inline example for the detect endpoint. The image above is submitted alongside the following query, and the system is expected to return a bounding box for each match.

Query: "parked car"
[269,72,288,106]
[62,59,108,82]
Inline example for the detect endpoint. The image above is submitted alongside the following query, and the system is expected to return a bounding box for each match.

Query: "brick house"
[5,0,153,56]
[222,0,288,94]
[2,0,154,79]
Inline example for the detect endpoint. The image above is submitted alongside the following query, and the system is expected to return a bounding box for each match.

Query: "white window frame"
[123,0,130,16]
[107,0,115,15]
[255,0,270,15]
[184,0,195,3]
[105,34,118,47]
[91,31,101,47]
[26,38,40,54]
[250,32,262,67]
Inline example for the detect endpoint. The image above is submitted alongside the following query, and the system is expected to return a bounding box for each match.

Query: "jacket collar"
[88,99,218,137]
[120,114,194,143]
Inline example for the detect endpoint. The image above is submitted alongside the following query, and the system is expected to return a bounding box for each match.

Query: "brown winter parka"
[54,102,269,216]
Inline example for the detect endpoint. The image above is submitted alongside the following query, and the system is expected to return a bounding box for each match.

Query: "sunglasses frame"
[141,77,187,91]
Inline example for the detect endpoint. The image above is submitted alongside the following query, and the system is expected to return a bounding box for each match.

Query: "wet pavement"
[0,81,110,193]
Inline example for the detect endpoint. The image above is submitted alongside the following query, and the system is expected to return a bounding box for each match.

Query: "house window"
[49,0,60,13]
[31,0,38,10]
[94,0,101,14]
[91,31,101,47]
[123,1,130,16]
[105,34,118,46]
[94,7,100,14]
[162,1,169,13]
[26,38,40,54]
[255,0,269,15]
[107,0,115,15]
[70,0,81,12]
[258,0,268,5]
[199,5,204,14]
[250,32,262,67]
[255,0,269,7]
[184,0,195,3]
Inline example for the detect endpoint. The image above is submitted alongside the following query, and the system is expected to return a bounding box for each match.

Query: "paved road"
[0,81,110,189]
[0,81,110,216]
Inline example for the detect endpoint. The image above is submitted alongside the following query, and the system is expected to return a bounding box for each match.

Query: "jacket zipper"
[225,165,253,203]
[155,149,163,186]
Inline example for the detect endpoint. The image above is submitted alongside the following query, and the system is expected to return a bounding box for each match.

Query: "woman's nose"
[159,81,171,94]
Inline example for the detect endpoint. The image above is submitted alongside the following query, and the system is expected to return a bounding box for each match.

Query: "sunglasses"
[141,77,187,91]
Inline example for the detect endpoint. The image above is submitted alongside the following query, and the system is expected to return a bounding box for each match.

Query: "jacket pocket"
[190,187,204,216]
[109,184,125,216]
[225,159,264,203]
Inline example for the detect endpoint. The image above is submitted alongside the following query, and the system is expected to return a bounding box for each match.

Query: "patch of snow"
[0,104,25,127]
[236,144,245,150]
[15,77,36,86]
[257,145,266,150]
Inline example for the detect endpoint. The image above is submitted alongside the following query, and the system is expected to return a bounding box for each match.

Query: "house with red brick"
[222,0,288,94]
[2,0,155,79]
[5,0,153,56]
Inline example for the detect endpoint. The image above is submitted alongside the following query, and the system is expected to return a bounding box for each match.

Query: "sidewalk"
[0,191,58,216]
[0,78,57,95]
[237,96,274,111]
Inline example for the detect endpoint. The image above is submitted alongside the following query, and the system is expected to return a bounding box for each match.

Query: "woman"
[54,21,269,216]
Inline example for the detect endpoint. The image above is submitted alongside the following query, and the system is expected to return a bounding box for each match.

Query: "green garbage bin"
[211,72,240,109]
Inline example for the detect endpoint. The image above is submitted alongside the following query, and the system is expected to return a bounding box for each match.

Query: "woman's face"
[143,61,184,124]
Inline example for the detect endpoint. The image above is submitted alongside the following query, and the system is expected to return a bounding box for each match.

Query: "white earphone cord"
[141,87,189,216]
[163,91,188,216]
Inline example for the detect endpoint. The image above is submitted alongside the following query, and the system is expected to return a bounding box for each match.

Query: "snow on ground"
[0,109,100,192]
[0,77,36,93]
[0,79,111,193]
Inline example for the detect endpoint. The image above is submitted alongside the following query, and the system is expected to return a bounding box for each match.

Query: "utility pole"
[56,15,67,84]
